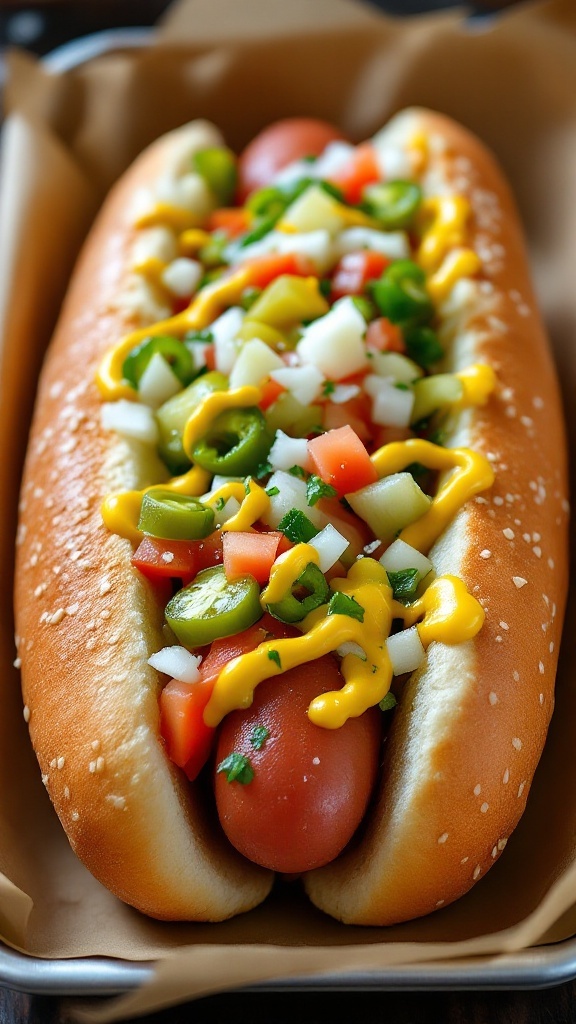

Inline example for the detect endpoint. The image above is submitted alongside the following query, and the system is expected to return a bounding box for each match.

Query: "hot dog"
[14,109,568,925]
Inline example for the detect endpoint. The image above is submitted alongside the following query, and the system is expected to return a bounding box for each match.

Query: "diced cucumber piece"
[347,472,431,542]
[411,373,463,425]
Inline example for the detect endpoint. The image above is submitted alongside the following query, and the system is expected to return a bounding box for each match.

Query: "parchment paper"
[2,0,576,1018]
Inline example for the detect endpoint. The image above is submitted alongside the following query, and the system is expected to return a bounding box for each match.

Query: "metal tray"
[2,20,576,1001]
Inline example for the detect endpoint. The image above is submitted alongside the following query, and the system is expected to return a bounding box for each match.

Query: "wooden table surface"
[3,983,576,1023]
[1,2,565,1021]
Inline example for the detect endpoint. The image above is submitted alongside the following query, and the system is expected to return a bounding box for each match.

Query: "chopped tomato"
[206,207,251,238]
[160,677,215,781]
[200,614,297,687]
[366,317,406,353]
[203,345,216,371]
[131,532,223,583]
[223,531,282,585]
[160,615,296,782]
[237,118,345,200]
[321,387,373,442]
[308,425,378,498]
[259,377,286,411]
[328,143,380,205]
[330,251,390,300]
[243,253,315,290]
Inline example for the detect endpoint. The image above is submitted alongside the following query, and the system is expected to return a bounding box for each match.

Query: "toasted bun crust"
[303,109,569,925]
[15,110,568,926]
[14,122,273,921]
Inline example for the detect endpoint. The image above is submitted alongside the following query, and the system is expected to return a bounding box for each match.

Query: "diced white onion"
[268,431,312,472]
[379,538,433,581]
[155,171,213,216]
[132,226,177,267]
[313,141,356,178]
[329,384,361,405]
[386,626,425,676]
[308,523,349,573]
[334,227,410,261]
[261,471,325,530]
[270,365,325,406]
[227,229,335,275]
[148,646,202,683]
[297,297,368,380]
[214,496,241,527]
[100,400,158,445]
[229,338,284,389]
[364,375,414,428]
[336,640,367,661]
[161,257,202,298]
[212,306,244,374]
[210,474,243,492]
[137,352,182,409]
[189,343,210,371]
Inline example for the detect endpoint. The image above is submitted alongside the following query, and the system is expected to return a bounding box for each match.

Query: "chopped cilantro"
[255,461,272,479]
[379,692,398,712]
[214,496,226,511]
[394,382,409,391]
[250,725,270,750]
[319,278,332,299]
[306,474,338,507]
[216,753,254,784]
[267,649,282,669]
[266,486,280,497]
[288,465,307,479]
[327,591,365,622]
[278,509,319,544]
[322,380,336,396]
[387,568,419,602]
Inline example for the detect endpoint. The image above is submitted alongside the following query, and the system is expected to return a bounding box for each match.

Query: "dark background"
[2,0,574,1021]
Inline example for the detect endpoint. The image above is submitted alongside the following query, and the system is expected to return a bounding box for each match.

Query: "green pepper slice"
[122,336,195,389]
[192,147,237,206]
[362,180,422,230]
[403,325,444,368]
[191,407,273,477]
[138,490,215,540]
[372,259,434,325]
[166,565,262,647]
[267,562,329,624]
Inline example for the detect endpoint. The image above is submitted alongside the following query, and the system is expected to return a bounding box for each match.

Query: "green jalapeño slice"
[165,565,262,647]
[138,490,215,540]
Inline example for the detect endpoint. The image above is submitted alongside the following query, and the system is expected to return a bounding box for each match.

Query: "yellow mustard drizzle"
[96,265,256,401]
[206,478,270,533]
[426,248,481,303]
[182,385,262,458]
[260,543,320,605]
[417,195,471,273]
[134,202,203,233]
[204,557,485,729]
[178,229,211,255]
[454,364,497,408]
[370,439,494,553]
[101,464,211,543]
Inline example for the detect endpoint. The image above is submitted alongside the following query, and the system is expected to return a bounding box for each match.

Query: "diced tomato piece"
[365,317,406,353]
[199,614,298,688]
[161,614,299,781]
[328,143,380,205]
[223,531,282,585]
[330,251,390,300]
[160,677,216,781]
[243,253,315,289]
[259,377,286,411]
[206,207,251,238]
[308,425,378,498]
[132,532,223,584]
[204,346,216,371]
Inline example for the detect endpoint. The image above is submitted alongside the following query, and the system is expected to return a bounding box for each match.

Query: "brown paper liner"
[2,0,576,1017]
